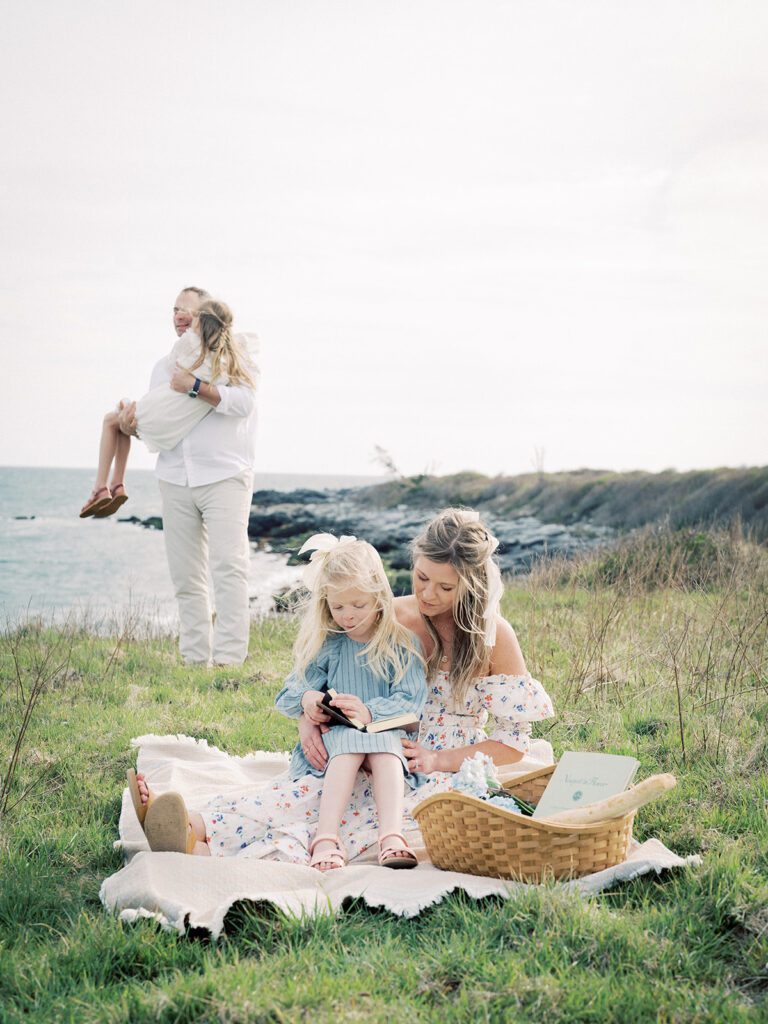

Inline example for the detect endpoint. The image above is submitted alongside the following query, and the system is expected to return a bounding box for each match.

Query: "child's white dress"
[134,330,257,453]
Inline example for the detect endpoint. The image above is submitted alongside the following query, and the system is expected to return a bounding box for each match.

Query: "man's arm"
[169,365,256,416]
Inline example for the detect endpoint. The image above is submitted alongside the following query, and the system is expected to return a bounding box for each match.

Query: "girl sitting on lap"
[275,534,426,870]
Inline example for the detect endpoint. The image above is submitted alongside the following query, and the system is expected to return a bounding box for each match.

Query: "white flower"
[452,751,501,799]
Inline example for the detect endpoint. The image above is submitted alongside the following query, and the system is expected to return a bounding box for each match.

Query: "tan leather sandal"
[309,833,347,871]
[144,792,197,854]
[127,770,196,854]
[378,831,418,869]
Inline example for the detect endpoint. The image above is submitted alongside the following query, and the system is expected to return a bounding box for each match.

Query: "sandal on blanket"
[309,833,347,872]
[143,792,197,854]
[79,486,112,518]
[93,482,129,518]
[378,831,418,869]
[127,770,196,854]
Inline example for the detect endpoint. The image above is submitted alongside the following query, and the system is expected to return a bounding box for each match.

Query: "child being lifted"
[79,298,256,518]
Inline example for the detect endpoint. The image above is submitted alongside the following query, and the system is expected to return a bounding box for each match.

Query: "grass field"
[1,530,766,1022]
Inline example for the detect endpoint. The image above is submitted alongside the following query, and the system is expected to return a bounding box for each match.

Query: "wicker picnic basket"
[412,763,634,882]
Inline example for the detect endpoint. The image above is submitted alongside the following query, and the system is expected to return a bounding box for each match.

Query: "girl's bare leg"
[368,753,411,859]
[136,772,210,857]
[314,753,364,868]
[95,410,121,490]
[111,429,131,491]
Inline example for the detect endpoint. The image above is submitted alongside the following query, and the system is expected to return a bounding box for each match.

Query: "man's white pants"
[159,471,253,665]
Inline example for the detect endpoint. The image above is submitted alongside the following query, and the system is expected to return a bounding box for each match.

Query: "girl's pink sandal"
[79,486,112,518]
[378,831,418,869]
[309,833,347,871]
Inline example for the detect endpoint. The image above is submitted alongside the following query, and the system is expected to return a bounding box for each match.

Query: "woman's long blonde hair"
[411,507,501,699]
[190,298,256,387]
[293,540,421,683]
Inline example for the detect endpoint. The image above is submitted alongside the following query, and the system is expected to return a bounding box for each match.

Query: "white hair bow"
[463,510,503,647]
[483,557,503,648]
[298,533,357,591]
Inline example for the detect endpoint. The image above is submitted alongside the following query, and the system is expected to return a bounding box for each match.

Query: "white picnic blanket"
[100,734,702,937]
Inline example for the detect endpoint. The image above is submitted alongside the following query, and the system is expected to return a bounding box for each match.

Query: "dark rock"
[252,489,331,506]
[121,515,163,530]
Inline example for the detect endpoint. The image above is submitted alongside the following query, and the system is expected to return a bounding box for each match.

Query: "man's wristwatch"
[187,378,202,399]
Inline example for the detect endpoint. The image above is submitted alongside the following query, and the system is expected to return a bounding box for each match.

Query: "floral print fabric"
[203,671,553,862]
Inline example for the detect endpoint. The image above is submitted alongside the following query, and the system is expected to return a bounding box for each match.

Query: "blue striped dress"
[275,633,427,788]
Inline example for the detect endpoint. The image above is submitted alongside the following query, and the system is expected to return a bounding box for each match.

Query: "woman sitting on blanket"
[128,507,554,862]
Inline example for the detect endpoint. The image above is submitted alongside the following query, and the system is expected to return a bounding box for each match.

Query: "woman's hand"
[300,690,330,725]
[329,693,372,725]
[298,715,327,771]
[170,363,196,394]
[401,739,440,775]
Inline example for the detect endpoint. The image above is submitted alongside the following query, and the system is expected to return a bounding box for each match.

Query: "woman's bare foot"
[136,772,152,808]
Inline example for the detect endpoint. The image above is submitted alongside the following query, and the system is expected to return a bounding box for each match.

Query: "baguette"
[541,773,677,826]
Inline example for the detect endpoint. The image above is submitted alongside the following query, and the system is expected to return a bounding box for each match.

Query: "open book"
[320,688,420,734]
[532,750,640,820]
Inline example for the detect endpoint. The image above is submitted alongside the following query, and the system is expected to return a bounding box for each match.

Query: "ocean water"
[0,466,378,628]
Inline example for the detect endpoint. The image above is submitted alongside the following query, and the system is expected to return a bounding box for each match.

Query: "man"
[120,287,258,665]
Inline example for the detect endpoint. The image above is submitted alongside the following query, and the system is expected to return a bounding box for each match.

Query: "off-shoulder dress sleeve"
[476,673,554,754]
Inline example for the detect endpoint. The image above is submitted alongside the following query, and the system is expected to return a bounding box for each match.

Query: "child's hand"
[330,693,372,725]
[402,739,439,774]
[300,690,330,725]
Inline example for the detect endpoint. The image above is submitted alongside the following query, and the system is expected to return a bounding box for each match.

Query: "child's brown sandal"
[79,486,112,518]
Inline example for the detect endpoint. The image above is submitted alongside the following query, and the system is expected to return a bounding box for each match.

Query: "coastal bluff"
[124,466,767,578]
[244,466,767,573]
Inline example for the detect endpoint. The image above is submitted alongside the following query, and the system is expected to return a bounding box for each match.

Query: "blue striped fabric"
[275,633,427,787]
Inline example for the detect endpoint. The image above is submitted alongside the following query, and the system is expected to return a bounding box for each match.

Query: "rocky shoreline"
[247,486,611,575]
[123,486,613,597]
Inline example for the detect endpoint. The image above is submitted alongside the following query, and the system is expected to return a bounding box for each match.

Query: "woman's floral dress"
[202,671,554,862]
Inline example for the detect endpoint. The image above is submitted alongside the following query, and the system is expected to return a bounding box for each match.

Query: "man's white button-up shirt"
[149,333,258,488]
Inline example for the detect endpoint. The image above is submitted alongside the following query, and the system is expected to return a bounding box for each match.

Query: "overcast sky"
[1,0,766,478]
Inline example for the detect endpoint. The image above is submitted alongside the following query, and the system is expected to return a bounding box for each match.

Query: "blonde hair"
[190,298,256,388]
[411,507,501,699]
[293,540,421,684]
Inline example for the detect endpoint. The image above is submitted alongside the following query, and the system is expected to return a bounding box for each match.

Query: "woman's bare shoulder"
[489,617,527,675]
[394,595,421,627]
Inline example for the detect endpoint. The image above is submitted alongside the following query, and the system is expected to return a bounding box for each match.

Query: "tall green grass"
[1,528,766,1022]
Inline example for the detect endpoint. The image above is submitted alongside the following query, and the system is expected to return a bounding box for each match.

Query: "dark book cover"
[319,689,364,729]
